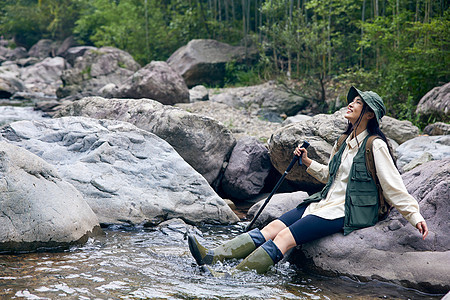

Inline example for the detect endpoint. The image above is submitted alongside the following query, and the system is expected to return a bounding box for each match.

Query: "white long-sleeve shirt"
[303,130,424,227]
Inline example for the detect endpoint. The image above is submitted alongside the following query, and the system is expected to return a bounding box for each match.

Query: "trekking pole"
[245,141,310,232]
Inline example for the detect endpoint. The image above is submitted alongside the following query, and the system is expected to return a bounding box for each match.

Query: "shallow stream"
[0,105,444,299]
[0,223,442,300]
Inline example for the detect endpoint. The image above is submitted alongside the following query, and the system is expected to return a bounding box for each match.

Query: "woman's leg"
[278,214,345,253]
[233,214,344,274]
[260,220,287,241]
[273,227,297,255]
[188,228,266,265]
[261,204,308,241]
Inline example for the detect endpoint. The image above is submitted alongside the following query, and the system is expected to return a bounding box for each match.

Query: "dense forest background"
[0,0,448,126]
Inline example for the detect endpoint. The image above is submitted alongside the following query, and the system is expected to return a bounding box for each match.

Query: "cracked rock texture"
[0,117,239,227]
[0,141,101,253]
[55,97,236,185]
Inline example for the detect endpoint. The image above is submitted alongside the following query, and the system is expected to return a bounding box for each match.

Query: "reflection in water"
[0,224,442,299]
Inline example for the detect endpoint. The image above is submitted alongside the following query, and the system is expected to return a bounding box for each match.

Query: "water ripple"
[0,226,442,299]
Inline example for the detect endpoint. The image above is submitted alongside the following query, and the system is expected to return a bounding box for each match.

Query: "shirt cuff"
[306,160,325,180]
[408,212,425,227]
[306,160,319,173]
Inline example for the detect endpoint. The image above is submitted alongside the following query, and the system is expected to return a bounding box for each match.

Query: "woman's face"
[345,96,365,124]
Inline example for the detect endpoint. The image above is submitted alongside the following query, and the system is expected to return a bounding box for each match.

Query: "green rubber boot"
[203,239,284,277]
[188,228,266,266]
[234,240,283,274]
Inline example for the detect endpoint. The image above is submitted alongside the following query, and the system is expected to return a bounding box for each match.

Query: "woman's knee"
[275,227,294,242]
[260,220,286,241]
[273,227,297,254]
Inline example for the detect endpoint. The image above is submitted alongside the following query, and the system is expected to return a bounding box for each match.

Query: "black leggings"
[278,205,344,246]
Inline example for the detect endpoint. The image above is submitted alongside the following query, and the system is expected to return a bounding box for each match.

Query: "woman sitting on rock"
[188,86,429,275]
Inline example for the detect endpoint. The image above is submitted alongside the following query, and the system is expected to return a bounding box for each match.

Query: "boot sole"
[188,235,205,266]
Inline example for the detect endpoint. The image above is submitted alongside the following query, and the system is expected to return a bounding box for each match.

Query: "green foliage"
[73,0,247,65]
[0,0,85,48]
[360,7,450,121]
[224,60,262,87]
[74,0,169,64]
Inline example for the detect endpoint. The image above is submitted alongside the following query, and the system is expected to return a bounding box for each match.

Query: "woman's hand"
[294,144,312,167]
[416,221,429,240]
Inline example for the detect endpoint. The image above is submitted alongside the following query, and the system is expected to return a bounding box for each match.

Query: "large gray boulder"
[247,191,309,228]
[379,116,420,144]
[0,62,24,98]
[110,61,190,105]
[0,117,239,226]
[56,36,79,57]
[423,122,450,136]
[28,39,59,59]
[210,81,308,118]
[287,159,450,294]
[21,56,68,96]
[57,47,140,99]
[60,46,97,66]
[55,97,236,184]
[268,111,344,191]
[0,141,102,253]
[416,82,450,120]
[189,85,209,102]
[0,46,28,62]
[175,100,281,142]
[0,76,24,98]
[167,39,254,87]
[221,137,272,200]
[395,135,450,170]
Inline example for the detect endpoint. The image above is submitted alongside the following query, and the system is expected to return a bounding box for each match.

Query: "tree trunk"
[328,1,332,75]
[288,0,294,77]
[255,0,258,33]
[415,0,419,22]
[374,0,379,71]
[144,0,149,57]
[360,0,365,68]
[247,0,250,35]
[242,0,248,59]
[225,0,229,22]
[232,0,236,21]
[198,0,211,35]
[396,0,399,49]
[374,0,378,17]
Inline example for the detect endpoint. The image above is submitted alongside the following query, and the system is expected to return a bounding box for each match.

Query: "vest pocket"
[348,195,378,227]
[352,164,371,181]
[350,164,377,192]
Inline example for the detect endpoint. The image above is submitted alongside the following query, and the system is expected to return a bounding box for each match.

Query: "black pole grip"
[297,140,310,166]
[285,140,310,172]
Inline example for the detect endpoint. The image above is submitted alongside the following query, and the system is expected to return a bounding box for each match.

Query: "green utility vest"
[299,135,380,235]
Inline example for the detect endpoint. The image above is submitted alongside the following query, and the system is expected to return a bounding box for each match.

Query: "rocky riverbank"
[1,37,449,294]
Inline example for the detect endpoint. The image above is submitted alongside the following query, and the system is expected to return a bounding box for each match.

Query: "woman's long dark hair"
[343,102,398,168]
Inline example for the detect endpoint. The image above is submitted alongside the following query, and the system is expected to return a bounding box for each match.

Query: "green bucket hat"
[347,86,386,125]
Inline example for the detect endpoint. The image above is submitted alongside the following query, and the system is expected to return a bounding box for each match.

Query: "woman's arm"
[293,142,337,184]
[372,139,428,239]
